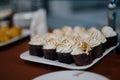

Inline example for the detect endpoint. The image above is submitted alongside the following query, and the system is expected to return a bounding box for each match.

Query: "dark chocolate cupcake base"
[105,35,118,49]
[43,49,57,60]
[72,52,92,66]
[57,52,74,64]
[102,42,106,53]
[29,44,43,57]
[91,44,103,60]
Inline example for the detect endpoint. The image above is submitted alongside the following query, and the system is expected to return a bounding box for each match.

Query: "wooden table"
[0,37,120,80]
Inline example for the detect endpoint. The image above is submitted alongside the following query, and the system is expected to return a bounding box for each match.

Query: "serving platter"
[20,44,118,70]
[0,29,30,47]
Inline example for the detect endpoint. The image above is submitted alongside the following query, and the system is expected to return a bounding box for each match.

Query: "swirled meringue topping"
[29,34,43,45]
[71,41,91,55]
[102,26,117,37]
[73,26,86,33]
[79,31,90,41]
[61,26,73,36]
[86,38,101,47]
[52,29,64,36]
[73,26,90,41]
[56,38,74,53]
[61,26,73,32]
[88,27,106,43]
[43,38,58,49]
[43,33,57,39]
[71,47,85,55]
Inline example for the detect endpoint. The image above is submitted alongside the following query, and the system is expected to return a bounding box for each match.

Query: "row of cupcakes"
[28,26,118,66]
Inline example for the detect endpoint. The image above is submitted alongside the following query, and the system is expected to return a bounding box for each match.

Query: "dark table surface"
[0,37,120,80]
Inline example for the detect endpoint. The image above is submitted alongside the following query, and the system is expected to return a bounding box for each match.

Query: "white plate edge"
[33,70,110,80]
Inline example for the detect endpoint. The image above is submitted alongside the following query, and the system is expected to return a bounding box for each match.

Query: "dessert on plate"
[29,35,44,57]
[43,33,58,60]
[56,37,74,64]
[101,26,118,49]
[87,27,107,59]
[71,41,92,66]
[28,25,118,66]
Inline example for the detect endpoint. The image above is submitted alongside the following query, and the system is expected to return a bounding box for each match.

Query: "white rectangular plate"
[20,44,119,70]
[0,29,30,47]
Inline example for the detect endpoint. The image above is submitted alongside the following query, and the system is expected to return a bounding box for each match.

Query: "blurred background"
[0,0,120,51]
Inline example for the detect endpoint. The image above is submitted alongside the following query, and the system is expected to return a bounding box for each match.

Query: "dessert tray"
[0,29,30,47]
[20,44,119,70]
[33,70,109,80]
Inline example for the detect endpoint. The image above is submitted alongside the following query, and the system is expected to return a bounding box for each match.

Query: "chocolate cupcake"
[102,26,118,49]
[87,27,106,59]
[56,38,74,64]
[29,35,44,57]
[43,34,58,60]
[71,41,92,66]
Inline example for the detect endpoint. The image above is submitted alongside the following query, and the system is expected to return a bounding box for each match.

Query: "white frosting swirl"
[43,38,58,49]
[56,39,74,53]
[88,27,107,43]
[73,26,86,33]
[71,41,91,55]
[78,31,90,41]
[53,29,63,36]
[74,27,90,41]
[102,26,117,37]
[61,26,73,36]
[43,33,57,40]
[86,38,101,47]
[61,26,73,32]
[71,47,85,55]
[29,35,43,45]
